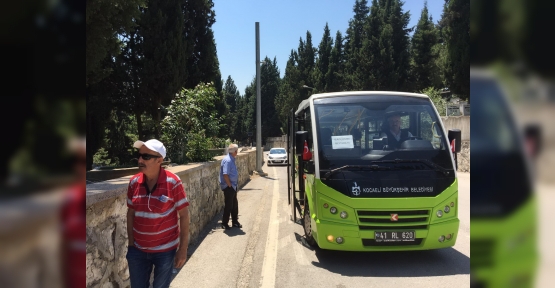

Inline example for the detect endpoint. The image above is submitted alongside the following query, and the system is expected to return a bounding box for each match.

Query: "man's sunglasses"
[137,153,161,160]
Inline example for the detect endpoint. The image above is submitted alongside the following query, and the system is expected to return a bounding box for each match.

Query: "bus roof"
[295,91,430,115]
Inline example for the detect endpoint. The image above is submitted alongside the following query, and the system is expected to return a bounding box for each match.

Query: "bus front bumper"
[314,218,460,251]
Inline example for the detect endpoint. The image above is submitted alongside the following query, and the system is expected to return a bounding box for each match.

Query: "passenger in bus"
[381,113,413,149]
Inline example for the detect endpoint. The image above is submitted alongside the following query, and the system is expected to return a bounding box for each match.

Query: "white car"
[267,148,288,166]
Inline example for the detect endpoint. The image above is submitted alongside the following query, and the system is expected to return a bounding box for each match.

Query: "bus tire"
[303,204,317,247]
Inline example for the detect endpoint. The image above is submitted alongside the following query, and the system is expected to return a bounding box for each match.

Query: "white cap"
[133,139,166,158]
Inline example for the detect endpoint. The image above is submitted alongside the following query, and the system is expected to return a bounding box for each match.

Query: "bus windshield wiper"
[322,165,393,179]
[370,159,450,176]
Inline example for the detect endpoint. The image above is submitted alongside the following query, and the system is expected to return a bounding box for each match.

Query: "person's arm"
[127,208,135,247]
[174,206,190,268]
[223,174,232,188]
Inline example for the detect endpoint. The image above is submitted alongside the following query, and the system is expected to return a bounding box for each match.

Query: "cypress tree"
[314,23,333,92]
[411,2,440,91]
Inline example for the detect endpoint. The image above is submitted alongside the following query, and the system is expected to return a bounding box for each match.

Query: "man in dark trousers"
[219,144,242,229]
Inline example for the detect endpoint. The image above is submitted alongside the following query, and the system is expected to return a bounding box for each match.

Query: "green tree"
[276,50,302,132]
[86,0,145,87]
[161,82,223,163]
[182,0,224,138]
[260,57,282,138]
[182,0,220,89]
[86,0,144,170]
[325,31,345,92]
[139,0,187,137]
[420,87,447,118]
[344,0,370,90]
[243,78,257,141]
[223,76,241,141]
[297,31,316,89]
[313,23,333,92]
[441,0,469,100]
[388,0,412,91]
[411,2,441,91]
[234,94,246,143]
[358,0,383,90]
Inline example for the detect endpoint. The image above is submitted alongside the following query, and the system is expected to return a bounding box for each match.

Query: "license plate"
[374,231,415,242]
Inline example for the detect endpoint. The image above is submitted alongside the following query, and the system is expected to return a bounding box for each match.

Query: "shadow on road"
[294,232,316,251]
[223,226,246,237]
[310,247,469,277]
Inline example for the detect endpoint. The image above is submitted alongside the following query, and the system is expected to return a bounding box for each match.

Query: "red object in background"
[302,140,312,161]
[61,183,86,288]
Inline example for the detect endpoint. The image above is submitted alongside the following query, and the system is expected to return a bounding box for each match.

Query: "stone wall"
[0,190,65,288]
[86,149,257,288]
[457,141,470,173]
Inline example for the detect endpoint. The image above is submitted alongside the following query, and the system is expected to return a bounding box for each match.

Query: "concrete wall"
[85,149,257,288]
[441,116,470,141]
[264,135,287,151]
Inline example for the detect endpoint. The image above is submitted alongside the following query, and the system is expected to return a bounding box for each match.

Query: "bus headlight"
[444,205,450,213]
[340,211,348,219]
[336,237,344,244]
[436,210,443,218]
[330,207,337,214]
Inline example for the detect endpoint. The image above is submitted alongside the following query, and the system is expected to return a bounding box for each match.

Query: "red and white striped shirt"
[127,167,189,252]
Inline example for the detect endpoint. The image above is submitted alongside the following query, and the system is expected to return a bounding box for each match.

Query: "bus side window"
[304,109,313,151]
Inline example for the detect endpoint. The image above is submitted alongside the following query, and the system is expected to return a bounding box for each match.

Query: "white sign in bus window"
[331,135,354,149]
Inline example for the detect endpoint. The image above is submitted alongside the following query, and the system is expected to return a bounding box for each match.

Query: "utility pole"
[255,22,266,176]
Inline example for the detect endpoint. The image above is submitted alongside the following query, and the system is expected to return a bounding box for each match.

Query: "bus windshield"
[314,95,453,171]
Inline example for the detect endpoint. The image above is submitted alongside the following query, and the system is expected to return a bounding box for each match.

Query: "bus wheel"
[303,204,317,247]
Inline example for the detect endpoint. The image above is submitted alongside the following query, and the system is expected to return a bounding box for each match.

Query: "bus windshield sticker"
[331,135,354,149]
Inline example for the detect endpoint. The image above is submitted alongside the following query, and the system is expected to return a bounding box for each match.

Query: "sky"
[212,0,446,94]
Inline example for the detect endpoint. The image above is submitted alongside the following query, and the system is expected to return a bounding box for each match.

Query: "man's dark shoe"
[221,223,231,230]
[232,222,242,228]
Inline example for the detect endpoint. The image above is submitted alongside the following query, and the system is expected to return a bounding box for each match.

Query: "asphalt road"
[170,154,471,288]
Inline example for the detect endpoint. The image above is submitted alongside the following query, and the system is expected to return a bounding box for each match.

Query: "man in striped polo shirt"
[126,139,190,288]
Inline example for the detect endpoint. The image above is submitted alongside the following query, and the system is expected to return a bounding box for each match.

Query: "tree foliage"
[86,0,145,87]
[161,82,223,163]
[260,57,282,138]
[86,0,224,170]
[411,2,441,91]
[223,76,241,141]
[441,0,469,100]
[139,0,187,137]
[313,23,333,92]
[325,31,344,92]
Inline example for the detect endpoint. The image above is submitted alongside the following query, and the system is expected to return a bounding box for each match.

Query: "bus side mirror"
[524,123,542,159]
[448,129,462,153]
[295,131,308,156]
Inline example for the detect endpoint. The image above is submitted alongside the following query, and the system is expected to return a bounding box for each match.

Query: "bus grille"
[470,239,495,268]
[356,209,431,229]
